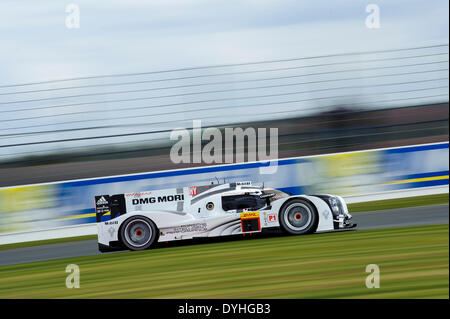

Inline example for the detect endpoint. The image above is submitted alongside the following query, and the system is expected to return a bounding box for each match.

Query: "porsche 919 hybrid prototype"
[95,181,356,252]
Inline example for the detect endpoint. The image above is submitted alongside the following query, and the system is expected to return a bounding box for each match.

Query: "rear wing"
[94,188,187,222]
[94,194,126,222]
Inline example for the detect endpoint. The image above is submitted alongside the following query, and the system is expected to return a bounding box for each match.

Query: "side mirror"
[260,193,275,199]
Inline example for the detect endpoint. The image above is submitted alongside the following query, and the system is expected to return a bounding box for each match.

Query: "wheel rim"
[124,219,152,247]
[284,203,312,231]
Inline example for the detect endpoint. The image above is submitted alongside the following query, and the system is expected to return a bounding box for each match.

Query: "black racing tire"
[279,199,318,235]
[120,216,158,251]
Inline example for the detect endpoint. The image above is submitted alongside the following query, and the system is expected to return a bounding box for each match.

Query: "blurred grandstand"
[0,44,448,187]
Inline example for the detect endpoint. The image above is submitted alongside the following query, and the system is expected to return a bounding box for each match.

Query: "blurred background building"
[0,1,448,187]
[0,43,448,186]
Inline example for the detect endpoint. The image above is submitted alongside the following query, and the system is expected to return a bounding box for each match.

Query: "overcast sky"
[0,0,448,84]
[0,0,448,159]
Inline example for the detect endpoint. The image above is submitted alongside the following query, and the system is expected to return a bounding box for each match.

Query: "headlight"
[329,196,340,215]
[336,195,351,217]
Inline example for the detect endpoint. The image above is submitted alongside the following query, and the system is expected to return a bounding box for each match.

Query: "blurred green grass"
[0,224,447,299]
[0,235,97,251]
[348,193,449,213]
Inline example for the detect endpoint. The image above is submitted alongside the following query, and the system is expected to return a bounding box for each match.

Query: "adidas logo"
[97,196,108,205]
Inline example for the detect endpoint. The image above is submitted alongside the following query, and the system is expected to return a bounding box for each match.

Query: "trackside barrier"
[0,142,448,244]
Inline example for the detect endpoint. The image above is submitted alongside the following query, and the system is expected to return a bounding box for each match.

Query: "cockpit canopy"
[221,188,289,212]
[222,194,266,211]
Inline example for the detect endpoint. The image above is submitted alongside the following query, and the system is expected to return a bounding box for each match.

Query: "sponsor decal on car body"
[161,222,207,235]
[265,212,277,224]
[189,186,198,196]
[125,191,153,197]
[240,212,259,219]
[131,194,184,205]
[240,212,261,232]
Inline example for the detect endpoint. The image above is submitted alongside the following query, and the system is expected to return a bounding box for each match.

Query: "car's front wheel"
[120,216,158,251]
[279,199,318,235]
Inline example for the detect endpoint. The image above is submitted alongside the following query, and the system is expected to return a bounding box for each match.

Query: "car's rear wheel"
[279,199,318,235]
[120,216,158,251]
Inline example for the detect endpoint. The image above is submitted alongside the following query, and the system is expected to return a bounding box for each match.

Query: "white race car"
[95,181,356,252]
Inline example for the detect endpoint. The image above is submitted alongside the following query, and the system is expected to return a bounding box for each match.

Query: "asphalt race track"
[0,204,448,267]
